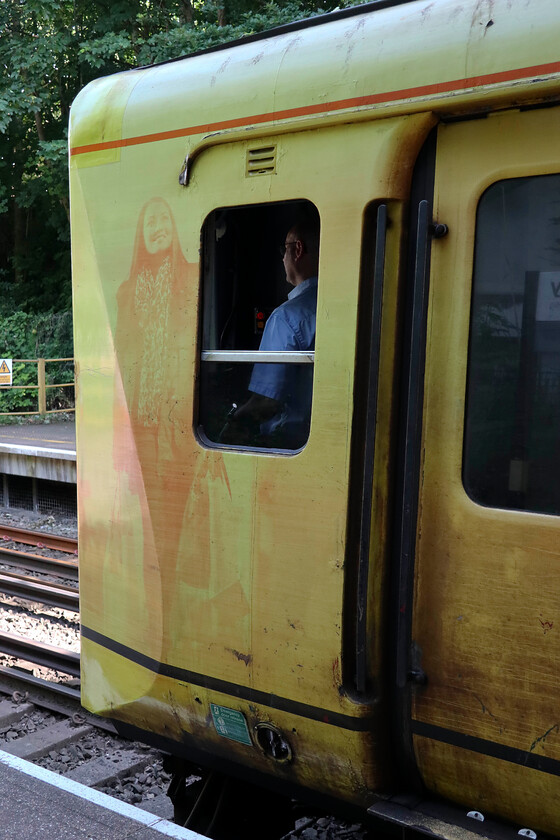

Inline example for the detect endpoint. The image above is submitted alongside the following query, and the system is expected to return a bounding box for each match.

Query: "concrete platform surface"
[0,421,76,483]
[0,420,76,452]
[0,748,205,840]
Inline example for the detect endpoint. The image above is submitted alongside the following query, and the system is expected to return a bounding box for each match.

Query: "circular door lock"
[254,722,293,763]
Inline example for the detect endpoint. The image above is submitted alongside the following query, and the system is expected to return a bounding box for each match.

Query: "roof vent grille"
[246,145,277,177]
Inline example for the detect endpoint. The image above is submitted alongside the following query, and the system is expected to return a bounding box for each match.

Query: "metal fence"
[0,358,75,417]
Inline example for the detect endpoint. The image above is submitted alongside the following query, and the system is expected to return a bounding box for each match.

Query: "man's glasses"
[279,240,304,257]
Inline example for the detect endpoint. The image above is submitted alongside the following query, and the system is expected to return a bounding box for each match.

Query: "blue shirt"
[249,276,318,439]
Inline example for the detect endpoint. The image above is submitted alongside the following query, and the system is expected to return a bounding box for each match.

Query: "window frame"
[196,199,320,454]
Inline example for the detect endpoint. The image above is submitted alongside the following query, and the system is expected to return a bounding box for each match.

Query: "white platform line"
[0,748,207,839]
[0,443,76,459]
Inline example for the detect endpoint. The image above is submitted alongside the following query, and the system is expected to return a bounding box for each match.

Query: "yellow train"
[70,0,560,834]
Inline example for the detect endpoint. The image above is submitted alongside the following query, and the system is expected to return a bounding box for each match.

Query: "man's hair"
[292,209,320,259]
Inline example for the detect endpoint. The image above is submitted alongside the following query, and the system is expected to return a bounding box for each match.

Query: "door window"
[464,174,560,514]
[198,200,320,452]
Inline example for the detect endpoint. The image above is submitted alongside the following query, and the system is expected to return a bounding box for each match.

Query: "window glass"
[198,200,320,451]
[464,175,560,514]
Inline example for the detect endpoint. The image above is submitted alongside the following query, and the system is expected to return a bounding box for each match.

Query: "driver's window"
[198,200,320,452]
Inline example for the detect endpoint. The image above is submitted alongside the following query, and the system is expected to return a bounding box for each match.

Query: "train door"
[144,113,435,802]
[402,106,560,831]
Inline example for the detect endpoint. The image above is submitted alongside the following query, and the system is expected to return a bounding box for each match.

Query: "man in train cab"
[225,213,319,449]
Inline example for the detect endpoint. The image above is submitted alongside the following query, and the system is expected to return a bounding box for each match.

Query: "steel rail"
[0,572,79,612]
[0,525,78,554]
[0,667,81,701]
[0,672,119,732]
[0,631,80,676]
[0,546,79,580]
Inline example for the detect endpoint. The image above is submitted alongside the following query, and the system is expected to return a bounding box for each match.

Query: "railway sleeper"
[66,748,156,788]
[0,697,35,728]
[2,717,93,760]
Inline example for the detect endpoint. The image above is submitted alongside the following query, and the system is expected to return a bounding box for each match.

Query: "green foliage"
[0,0,371,322]
[77,1,370,67]
[0,310,74,415]
[20,139,70,208]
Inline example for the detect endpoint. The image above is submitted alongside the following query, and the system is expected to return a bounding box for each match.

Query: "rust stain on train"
[420,3,435,23]
[227,648,253,666]
[332,657,342,691]
[538,614,554,634]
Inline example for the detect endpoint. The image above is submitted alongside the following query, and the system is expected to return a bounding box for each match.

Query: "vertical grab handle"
[355,203,388,695]
[395,198,432,691]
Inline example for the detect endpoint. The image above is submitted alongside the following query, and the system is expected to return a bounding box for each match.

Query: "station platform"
[0,748,204,840]
[0,420,76,485]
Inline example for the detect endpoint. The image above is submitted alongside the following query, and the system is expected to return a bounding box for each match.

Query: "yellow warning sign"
[0,358,12,386]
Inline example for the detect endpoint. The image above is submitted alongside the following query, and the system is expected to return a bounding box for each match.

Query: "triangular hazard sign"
[0,361,9,374]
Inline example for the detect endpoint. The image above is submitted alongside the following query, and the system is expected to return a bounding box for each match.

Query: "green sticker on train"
[210,704,252,746]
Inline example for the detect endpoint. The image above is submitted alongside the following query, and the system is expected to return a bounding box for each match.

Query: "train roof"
[70,0,560,161]
[132,0,420,70]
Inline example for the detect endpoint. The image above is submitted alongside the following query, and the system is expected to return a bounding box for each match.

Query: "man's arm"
[232,392,281,422]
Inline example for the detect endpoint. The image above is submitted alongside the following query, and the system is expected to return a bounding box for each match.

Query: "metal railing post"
[0,357,75,417]
[37,358,47,416]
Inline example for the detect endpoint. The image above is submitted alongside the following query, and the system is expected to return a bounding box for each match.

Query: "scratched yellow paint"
[415,737,560,835]
[412,106,560,833]
[72,111,431,802]
[81,635,384,803]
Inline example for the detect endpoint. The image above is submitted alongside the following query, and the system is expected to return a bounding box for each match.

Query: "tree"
[0,0,367,316]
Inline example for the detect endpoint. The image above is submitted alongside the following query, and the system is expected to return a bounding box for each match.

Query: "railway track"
[0,523,78,616]
[0,524,78,554]
[0,571,78,609]
[0,524,78,578]
[0,674,176,821]
[0,524,80,697]
[0,527,177,822]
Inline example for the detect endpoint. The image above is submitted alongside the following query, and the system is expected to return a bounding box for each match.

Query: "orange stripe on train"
[70,59,560,157]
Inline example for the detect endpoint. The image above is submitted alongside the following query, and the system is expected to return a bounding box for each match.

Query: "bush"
[0,310,74,418]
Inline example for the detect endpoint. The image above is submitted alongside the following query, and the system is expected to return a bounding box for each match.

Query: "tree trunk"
[60,195,70,224]
[181,0,194,23]
[34,111,46,142]
[13,200,25,286]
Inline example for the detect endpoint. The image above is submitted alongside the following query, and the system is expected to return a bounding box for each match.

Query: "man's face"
[283,227,299,286]
[143,201,173,254]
